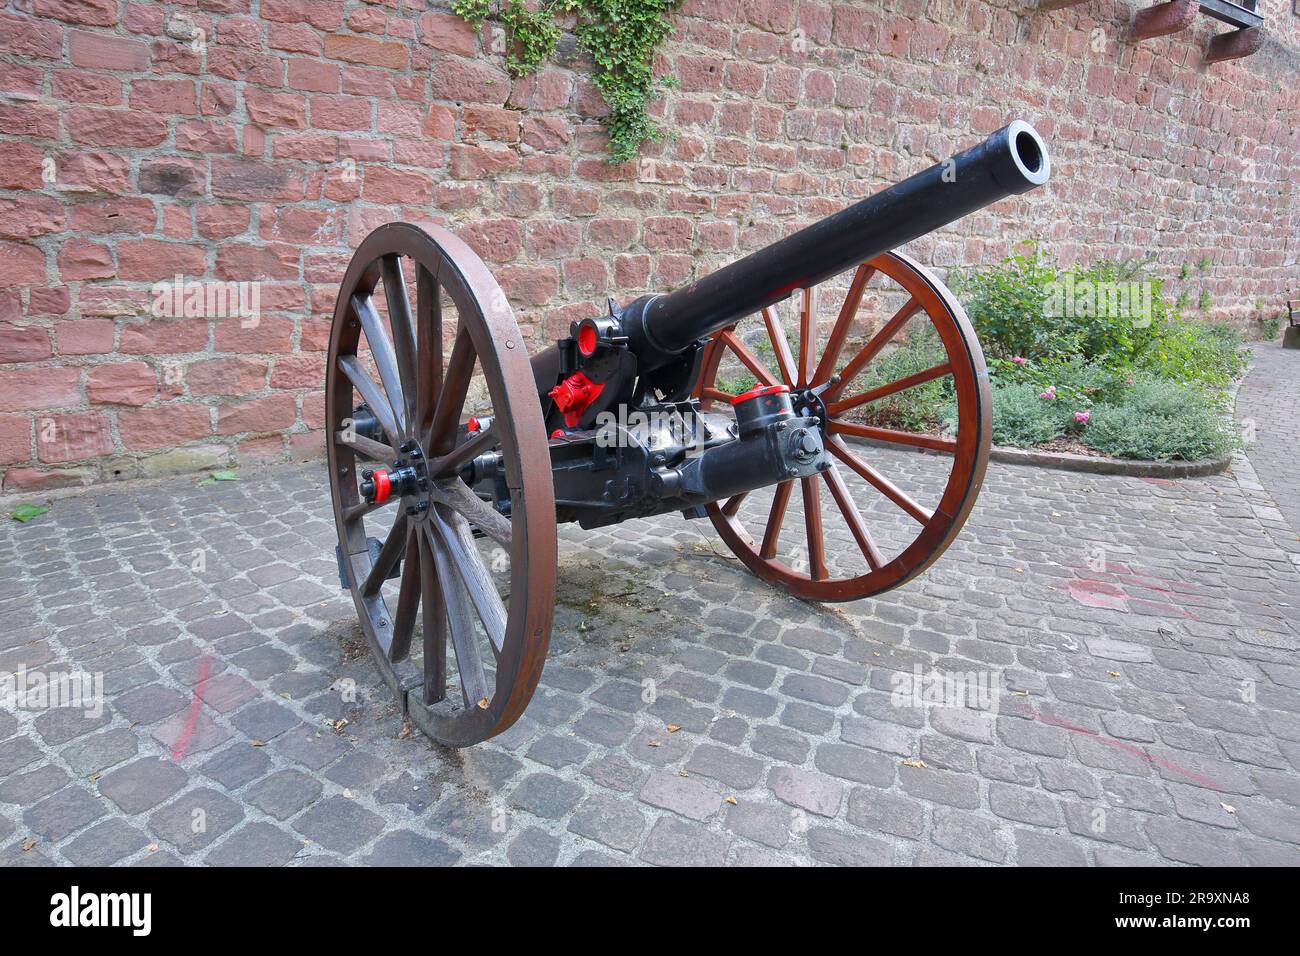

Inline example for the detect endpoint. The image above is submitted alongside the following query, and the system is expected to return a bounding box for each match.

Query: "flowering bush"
[1083,379,1238,461]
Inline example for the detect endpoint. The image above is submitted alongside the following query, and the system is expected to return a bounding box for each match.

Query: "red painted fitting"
[577,323,598,356]
[372,469,391,504]
[730,383,790,406]
[548,371,605,427]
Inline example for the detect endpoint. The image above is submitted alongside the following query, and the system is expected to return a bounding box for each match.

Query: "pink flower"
[1039,386,1056,400]
[1011,356,1027,365]
[1074,410,1090,424]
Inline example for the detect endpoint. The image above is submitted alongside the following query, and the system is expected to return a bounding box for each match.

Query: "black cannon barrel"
[618,120,1050,370]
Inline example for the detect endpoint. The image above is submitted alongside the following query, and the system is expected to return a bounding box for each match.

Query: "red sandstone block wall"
[0,0,1297,492]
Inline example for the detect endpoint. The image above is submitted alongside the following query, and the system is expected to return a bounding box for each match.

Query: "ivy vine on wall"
[451,0,682,164]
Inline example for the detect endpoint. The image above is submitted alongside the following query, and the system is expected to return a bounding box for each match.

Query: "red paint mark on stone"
[171,654,212,761]
[1068,578,1129,611]
[1032,708,1224,792]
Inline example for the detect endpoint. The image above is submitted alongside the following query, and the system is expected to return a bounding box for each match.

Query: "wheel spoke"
[828,361,953,416]
[429,504,507,656]
[335,430,394,463]
[825,436,933,524]
[422,523,490,707]
[343,498,387,523]
[829,420,956,454]
[823,462,884,569]
[430,476,512,547]
[826,297,921,401]
[389,528,421,662]
[762,307,795,387]
[338,355,400,445]
[722,492,747,517]
[415,266,442,442]
[797,286,817,387]
[800,476,828,580]
[353,294,406,432]
[381,255,418,426]
[812,263,875,385]
[419,529,446,705]
[720,329,778,387]
[760,479,794,560]
[701,386,735,403]
[426,324,475,455]
[362,511,408,596]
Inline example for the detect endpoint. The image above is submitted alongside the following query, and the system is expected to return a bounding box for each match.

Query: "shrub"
[950,245,1059,360]
[983,384,1068,448]
[951,245,1178,367]
[1137,321,1247,393]
[1082,378,1237,461]
[990,355,1126,408]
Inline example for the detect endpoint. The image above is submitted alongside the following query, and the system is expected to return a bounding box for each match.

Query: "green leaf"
[198,470,239,487]
[9,503,49,523]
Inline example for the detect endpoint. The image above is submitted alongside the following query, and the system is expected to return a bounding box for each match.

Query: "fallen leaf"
[902,759,926,769]
[250,740,266,747]
[1108,671,1121,678]
[724,796,738,805]
[343,788,354,799]
[647,740,662,748]
[9,503,49,523]
[20,837,36,851]
[477,697,490,709]
[146,843,158,853]
[678,770,689,778]
[1221,802,1236,814]
[666,724,680,733]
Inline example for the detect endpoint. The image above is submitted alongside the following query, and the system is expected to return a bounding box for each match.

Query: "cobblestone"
[0,354,1298,865]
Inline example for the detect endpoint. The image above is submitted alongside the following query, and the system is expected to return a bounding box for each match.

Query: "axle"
[617,121,1050,370]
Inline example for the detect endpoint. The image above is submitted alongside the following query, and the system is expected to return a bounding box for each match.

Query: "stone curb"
[989,444,1231,478]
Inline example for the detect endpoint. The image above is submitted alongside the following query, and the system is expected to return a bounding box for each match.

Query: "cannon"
[325,121,1051,745]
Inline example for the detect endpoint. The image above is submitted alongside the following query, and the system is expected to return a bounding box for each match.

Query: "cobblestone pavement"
[1236,341,1300,561]
[3,356,1300,867]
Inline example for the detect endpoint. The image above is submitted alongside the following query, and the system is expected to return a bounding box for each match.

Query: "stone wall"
[1,0,1297,491]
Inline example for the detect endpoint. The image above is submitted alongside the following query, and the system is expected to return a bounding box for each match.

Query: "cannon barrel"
[618,120,1050,371]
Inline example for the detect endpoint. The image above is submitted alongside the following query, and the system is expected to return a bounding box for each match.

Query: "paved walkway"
[2,350,1299,867]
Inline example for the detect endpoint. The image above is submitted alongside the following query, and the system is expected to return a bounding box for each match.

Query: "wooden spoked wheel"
[695,251,990,602]
[326,223,556,747]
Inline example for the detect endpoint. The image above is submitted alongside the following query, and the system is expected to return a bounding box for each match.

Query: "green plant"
[1198,289,1213,310]
[1139,321,1246,393]
[949,243,1059,360]
[1083,377,1237,461]
[952,245,1172,367]
[1257,314,1282,341]
[454,0,681,163]
[979,383,1069,448]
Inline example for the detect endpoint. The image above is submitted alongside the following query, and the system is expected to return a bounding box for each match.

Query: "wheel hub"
[360,438,432,519]
[790,386,829,429]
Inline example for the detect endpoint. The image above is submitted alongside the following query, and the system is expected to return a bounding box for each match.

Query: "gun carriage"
[325,121,1051,745]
